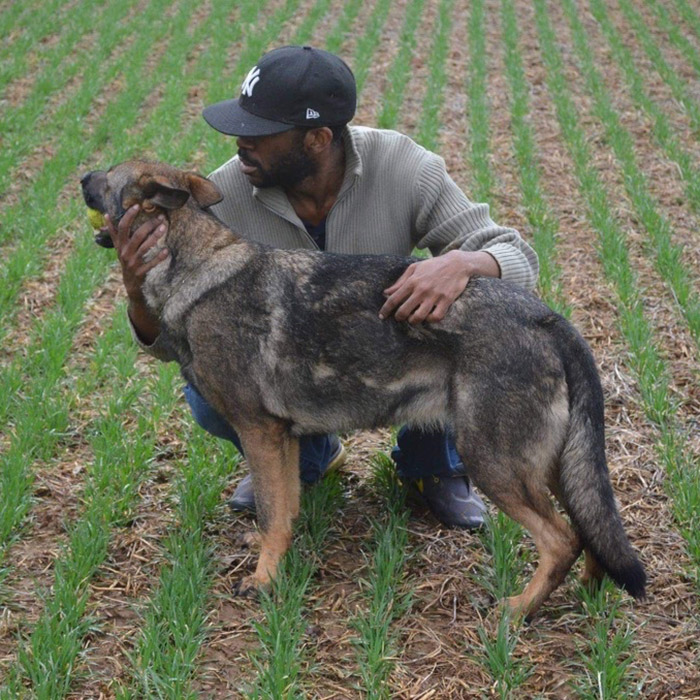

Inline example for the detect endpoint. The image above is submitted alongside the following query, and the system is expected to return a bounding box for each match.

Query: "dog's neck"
[142,204,253,326]
[168,204,239,256]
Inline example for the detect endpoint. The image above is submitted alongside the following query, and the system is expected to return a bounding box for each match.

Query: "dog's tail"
[554,318,646,600]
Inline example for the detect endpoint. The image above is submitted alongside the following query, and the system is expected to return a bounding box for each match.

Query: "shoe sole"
[405,481,486,531]
[327,442,347,472]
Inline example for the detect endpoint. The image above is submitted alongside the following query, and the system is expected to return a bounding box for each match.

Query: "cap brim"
[202,99,296,137]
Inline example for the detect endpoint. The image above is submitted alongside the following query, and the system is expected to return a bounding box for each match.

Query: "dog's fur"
[81,160,646,616]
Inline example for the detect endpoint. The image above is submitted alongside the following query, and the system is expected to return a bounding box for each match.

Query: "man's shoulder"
[348,126,445,194]
[350,125,429,159]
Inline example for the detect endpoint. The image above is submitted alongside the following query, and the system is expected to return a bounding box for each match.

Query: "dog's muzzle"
[80,171,115,248]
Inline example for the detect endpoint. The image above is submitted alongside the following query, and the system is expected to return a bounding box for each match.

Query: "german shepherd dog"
[81,160,646,617]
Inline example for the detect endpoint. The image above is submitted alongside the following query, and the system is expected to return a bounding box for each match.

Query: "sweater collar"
[339,124,363,188]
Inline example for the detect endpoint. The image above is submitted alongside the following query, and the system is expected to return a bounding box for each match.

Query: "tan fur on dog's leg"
[504,500,581,617]
[284,435,301,521]
[581,548,605,589]
[473,473,581,618]
[235,424,300,594]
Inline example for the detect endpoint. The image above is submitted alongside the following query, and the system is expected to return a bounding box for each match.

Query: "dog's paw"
[232,574,264,599]
[237,531,261,549]
[505,594,539,623]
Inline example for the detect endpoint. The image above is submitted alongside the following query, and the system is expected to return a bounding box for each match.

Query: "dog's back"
[181,246,560,432]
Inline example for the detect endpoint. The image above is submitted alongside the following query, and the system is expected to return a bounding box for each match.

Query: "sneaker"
[408,475,486,530]
[326,436,347,472]
[228,436,346,513]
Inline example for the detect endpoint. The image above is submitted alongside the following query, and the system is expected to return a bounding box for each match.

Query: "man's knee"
[183,384,241,445]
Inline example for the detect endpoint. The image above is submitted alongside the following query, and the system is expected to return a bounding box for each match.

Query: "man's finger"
[135,248,170,277]
[136,222,166,255]
[123,217,163,258]
[378,285,414,319]
[116,205,140,246]
[383,264,415,295]
[392,293,427,322]
[408,299,436,324]
[425,299,450,323]
[130,219,166,256]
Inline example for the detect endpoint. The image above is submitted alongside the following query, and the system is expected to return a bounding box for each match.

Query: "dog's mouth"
[84,206,114,248]
[81,170,115,248]
[93,228,114,248]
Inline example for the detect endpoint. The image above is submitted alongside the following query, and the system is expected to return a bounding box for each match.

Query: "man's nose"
[236,136,255,151]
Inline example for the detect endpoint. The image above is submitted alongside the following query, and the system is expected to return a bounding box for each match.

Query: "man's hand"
[107,204,170,301]
[378,250,500,324]
[107,204,169,345]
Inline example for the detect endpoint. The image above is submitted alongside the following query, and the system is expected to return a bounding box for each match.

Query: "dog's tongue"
[86,207,106,230]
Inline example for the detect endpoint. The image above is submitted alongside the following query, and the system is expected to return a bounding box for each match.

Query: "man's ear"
[304,127,333,154]
[141,175,190,209]
[187,173,223,208]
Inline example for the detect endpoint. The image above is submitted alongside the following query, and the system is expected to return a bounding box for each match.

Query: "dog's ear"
[186,172,223,208]
[140,175,190,209]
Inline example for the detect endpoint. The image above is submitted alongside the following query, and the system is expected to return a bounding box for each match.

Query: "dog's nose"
[80,171,94,186]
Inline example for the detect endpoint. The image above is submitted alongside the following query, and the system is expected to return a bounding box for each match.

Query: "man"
[109,46,539,529]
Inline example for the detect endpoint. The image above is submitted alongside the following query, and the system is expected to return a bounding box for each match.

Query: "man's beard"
[238,136,318,189]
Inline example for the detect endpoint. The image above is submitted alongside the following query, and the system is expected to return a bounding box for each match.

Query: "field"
[1,0,699,697]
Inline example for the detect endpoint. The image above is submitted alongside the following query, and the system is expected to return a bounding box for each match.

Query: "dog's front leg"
[235,422,300,595]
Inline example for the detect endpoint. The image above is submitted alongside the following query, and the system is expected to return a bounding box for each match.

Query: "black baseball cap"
[202,45,357,137]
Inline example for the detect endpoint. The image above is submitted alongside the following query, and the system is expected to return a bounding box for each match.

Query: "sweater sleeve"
[412,152,539,291]
[128,314,177,363]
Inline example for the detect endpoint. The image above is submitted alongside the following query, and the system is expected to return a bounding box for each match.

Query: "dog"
[81,159,646,617]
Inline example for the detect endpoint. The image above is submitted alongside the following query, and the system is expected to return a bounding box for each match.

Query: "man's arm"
[380,150,538,324]
[412,154,539,287]
[379,250,499,323]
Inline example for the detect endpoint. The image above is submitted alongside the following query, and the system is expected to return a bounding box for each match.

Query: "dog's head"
[80,160,223,248]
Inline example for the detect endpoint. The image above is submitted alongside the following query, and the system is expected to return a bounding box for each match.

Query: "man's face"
[236,129,318,189]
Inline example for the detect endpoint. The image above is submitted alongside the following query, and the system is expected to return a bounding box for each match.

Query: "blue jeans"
[183,383,464,482]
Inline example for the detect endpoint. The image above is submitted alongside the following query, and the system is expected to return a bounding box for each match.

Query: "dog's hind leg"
[548,486,605,593]
[581,548,605,590]
[501,493,581,618]
[234,421,300,595]
[461,452,582,617]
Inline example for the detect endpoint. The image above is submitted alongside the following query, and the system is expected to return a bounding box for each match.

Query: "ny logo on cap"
[241,66,261,97]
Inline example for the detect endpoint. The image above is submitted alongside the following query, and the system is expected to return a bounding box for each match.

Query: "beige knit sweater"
[207,125,539,289]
